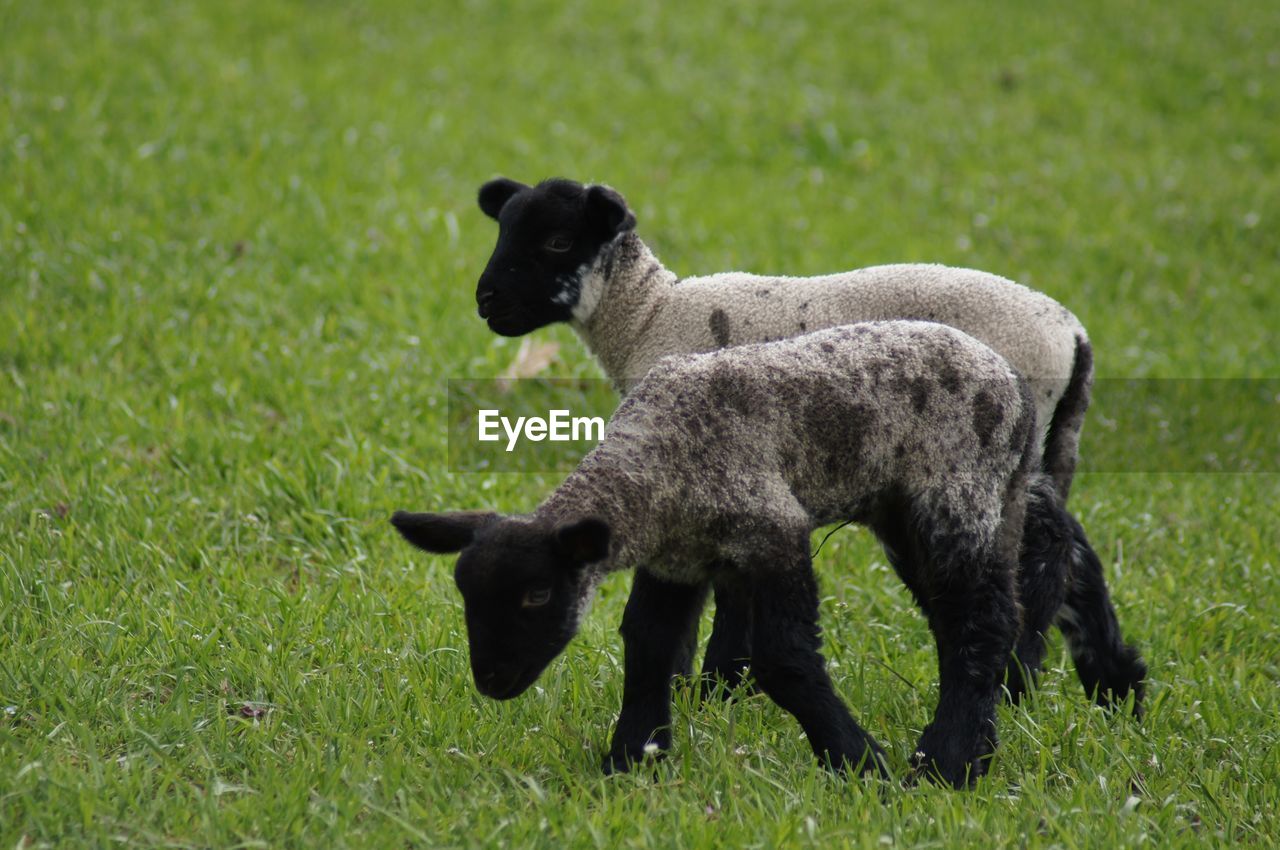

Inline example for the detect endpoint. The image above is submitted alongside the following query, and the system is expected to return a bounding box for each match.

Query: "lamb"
[391,322,1140,787]
[475,177,1087,497]
[472,176,1141,706]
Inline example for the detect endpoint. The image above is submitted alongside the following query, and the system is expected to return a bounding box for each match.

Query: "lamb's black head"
[390,510,610,700]
[475,177,636,336]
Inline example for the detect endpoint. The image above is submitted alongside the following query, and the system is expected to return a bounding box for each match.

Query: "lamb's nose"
[477,290,494,318]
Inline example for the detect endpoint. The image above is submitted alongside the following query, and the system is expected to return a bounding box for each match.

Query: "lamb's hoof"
[1087,651,1148,719]
[836,747,892,782]
[908,722,996,789]
[815,735,891,782]
[1075,638,1148,718]
[602,743,667,776]
[697,669,757,704]
[601,753,632,776]
[1002,664,1038,707]
[907,743,990,790]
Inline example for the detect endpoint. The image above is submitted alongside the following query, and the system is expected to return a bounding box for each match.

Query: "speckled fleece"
[535,321,1036,591]
[569,231,1084,458]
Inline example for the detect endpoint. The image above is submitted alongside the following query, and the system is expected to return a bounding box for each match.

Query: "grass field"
[3,0,1279,846]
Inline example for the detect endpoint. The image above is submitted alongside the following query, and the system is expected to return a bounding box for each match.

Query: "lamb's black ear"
[391,511,497,553]
[554,517,611,564]
[585,184,636,236]
[478,178,528,220]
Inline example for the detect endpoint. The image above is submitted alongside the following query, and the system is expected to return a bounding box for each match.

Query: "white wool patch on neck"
[570,233,632,323]
[569,259,607,323]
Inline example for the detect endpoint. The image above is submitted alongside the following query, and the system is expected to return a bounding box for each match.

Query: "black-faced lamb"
[392,322,1142,787]
[475,176,1087,498]
[471,177,1142,707]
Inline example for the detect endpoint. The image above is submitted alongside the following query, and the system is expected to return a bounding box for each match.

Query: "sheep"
[472,176,1132,703]
[392,321,1143,787]
[475,177,1088,498]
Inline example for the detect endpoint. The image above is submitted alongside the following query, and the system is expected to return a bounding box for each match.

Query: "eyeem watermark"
[448,377,1278,474]
[449,379,617,472]
[477,408,605,452]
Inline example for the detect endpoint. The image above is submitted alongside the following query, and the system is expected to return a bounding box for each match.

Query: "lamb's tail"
[1054,512,1147,716]
[1042,334,1093,502]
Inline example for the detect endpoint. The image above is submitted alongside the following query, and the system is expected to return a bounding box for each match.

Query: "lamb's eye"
[544,235,573,253]
[522,587,552,608]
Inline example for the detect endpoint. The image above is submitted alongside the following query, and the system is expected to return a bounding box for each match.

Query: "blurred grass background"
[2,0,1278,846]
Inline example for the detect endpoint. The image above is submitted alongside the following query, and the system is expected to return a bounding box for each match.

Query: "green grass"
[2,0,1278,846]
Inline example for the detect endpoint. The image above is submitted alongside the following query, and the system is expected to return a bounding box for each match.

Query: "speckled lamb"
[392,322,1142,787]
[471,177,1135,703]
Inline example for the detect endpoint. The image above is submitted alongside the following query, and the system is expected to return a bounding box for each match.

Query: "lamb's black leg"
[912,552,1019,789]
[699,576,755,700]
[1055,512,1147,716]
[1004,478,1071,704]
[749,556,888,778]
[604,568,709,775]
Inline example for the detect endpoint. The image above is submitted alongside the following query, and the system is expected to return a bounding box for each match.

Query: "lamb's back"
[613,322,1030,533]
[619,264,1079,427]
